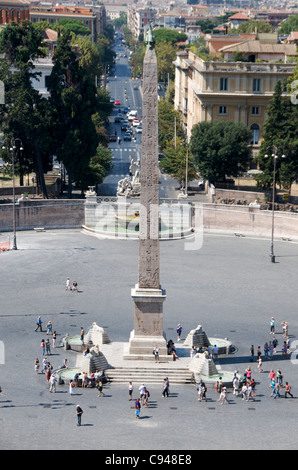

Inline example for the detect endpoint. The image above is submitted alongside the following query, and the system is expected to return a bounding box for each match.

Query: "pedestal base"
[124,329,168,360]
[126,284,167,360]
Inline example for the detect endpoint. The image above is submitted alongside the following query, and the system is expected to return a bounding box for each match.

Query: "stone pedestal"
[126,284,167,360]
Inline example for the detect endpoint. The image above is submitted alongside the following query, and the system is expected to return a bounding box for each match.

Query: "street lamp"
[265,146,286,263]
[2,137,24,251]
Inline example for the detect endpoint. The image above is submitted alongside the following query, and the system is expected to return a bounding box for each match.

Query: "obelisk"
[127,26,167,360]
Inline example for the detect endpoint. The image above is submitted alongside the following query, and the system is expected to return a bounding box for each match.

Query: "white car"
[132,119,141,127]
[135,126,142,133]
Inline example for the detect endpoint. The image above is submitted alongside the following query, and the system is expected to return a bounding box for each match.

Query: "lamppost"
[2,138,24,251]
[265,146,285,263]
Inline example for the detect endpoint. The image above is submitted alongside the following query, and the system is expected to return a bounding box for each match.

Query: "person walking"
[76,405,83,426]
[45,339,51,356]
[80,327,85,346]
[284,382,293,398]
[46,321,53,336]
[153,345,159,363]
[257,356,263,373]
[34,358,40,375]
[176,324,182,342]
[35,316,43,332]
[97,380,105,397]
[72,280,78,292]
[69,380,75,395]
[270,317,275,335]
[128,382,134,401]
[49,374,57,393]
[162,377,170,398]
[135,398,141,419]
[52,331,57,349]
[41,339,45,357]
[264,342,269,360]
[220,387,230,405]
[249,345,254,362]
[66,278,70,291]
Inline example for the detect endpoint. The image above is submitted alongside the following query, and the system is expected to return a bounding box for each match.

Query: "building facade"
[174,50,295,157]
[0,0,30,25]
[29,5,99,42]
[127,5,157,40]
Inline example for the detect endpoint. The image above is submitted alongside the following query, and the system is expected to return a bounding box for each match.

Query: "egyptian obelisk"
[127,26,167,360]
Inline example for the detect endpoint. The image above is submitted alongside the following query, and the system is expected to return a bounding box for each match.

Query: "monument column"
[126,27,168,360]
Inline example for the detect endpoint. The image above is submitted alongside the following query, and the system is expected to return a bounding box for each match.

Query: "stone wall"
[196,203,298,241]
[0,199,85,232]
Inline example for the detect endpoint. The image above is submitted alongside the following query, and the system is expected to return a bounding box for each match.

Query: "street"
[97,41,178,199]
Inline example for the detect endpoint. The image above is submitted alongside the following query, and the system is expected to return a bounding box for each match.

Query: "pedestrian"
[46,365,52,383]
[35,316,43,332]
[49,374,57,393]
[139,383,146,400]
[80,327,85,346]
[269,369,276,381]
[190,346,196,358]
[213,344,219,361]
[220,387,230,405]
[241,384,248,400]
[269,380,276,397]
[46,321,53,335]
[176,324,182,342]
[257,356,263,373]
[273,382,281,399]
[270,317,275,335]
[284,382,293,398]
[162,377,170,398]
[257,346,262,360]
[72,280,78,292]
[76,405,83,426]
[282,342,289,356]
[42,357,48,374]
[272,336,278,352]
[34,358,40,375]
[233,375,239,396]
[277,369,283,386]
[264,342,269,360]
[249,345,254,362]
[135,398,141,419]
[66,278,70,291]
[269,342,274,359]
[128,381,133,401]
[46,339,51,355]
[142,387,149,407]
[52,331,57,349]
[41,339,45,356]
[281,321,288,338]
[69,380,75,395]
[97,380,105,397]
[153,345,159,362]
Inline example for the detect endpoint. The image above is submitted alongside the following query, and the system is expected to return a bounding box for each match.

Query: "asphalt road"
[1,229,298,450]
[97,43,178,199]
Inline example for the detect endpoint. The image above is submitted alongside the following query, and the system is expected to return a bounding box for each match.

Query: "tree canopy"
[190,121,252,184]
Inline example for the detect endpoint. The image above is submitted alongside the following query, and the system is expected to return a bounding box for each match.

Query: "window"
[219,106,227,115]
[251,124,260,145]
[220,77,228,91]
[251,106,260,115]
[253,78,261,93]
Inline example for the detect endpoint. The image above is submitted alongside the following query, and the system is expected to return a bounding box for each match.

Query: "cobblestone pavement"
[1,229,298,450]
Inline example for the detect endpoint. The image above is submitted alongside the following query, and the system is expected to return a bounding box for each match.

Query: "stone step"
[105,367,194,384]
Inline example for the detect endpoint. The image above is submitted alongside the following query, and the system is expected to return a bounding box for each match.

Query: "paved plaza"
[1,229,298,450]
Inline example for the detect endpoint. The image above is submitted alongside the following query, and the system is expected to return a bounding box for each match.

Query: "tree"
[153,28,187,45]
[158,99,185,152]
[52,19,90,37]
[0,21,52,197]
[190,121,252,184]
[255,80,298,195]
[46,30,99,196]
[237,20,274,34]
[159,137,197,184]
[279,15,298,35]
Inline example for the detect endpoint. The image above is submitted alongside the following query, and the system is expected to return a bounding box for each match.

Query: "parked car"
[123,133,132,141]
[135,126,142,133]
[114,116,122,123]
[109,135,117,142]
[132,119,141,127]
[114,99,121,105]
